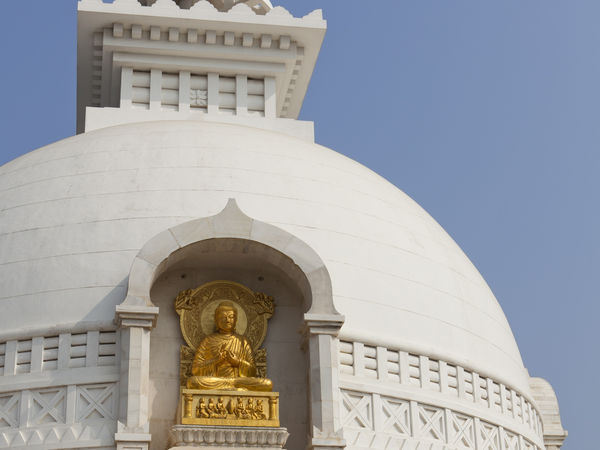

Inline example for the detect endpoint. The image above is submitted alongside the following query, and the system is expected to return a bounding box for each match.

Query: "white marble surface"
[529,377,567,449]
[0,120,530,397]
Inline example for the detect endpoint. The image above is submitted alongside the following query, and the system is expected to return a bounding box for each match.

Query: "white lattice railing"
[0,329,120,447]
[341,388,540,450]
[0,330,117,379]
[339,340,544,441]
[0,382,117,448]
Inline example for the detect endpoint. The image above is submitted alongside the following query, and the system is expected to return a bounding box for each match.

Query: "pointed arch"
[118,198,341,318]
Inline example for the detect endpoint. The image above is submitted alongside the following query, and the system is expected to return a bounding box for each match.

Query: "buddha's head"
[215,301,237,334]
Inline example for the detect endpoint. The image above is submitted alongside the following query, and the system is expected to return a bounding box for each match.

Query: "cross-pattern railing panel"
[30,387,67,426]
[448,410,476,448]
[339,340,544,440]
[0,393,19,429]
[0,382,117,448]
[380,396,410,437]
[340,388,541,450]
[76,384,117,423]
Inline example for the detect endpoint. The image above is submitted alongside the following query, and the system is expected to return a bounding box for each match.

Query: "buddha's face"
[215,307,236,333]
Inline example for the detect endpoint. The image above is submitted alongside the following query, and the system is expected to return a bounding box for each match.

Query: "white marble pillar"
[114,305,159,450]
[303,314,346,450]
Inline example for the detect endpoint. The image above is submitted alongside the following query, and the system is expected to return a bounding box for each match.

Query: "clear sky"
[0,1,597,448]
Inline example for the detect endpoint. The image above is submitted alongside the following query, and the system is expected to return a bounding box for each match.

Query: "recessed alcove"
[147,238,310,450]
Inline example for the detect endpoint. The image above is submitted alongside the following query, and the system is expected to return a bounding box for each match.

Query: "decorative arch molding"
[117,198,341,317]
[114,199,346,450]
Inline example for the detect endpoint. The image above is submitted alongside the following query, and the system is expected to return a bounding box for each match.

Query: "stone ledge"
[170,425,289,448]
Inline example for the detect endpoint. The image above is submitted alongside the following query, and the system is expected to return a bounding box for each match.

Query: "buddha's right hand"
[216,347,230,365]
[224,350,241,367]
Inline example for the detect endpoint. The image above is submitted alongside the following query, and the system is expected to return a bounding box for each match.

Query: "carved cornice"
[302,313,345,342]
[544,434,568,448]
[170,425,289,447]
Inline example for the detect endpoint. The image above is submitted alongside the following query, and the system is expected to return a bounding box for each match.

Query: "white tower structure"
[0,1,567,450]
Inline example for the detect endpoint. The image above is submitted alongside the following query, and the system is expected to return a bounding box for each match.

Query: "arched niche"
[149,238,313,450]
[114,199,346,450]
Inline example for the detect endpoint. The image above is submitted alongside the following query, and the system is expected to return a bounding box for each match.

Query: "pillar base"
[115,432,152,450]
[169,425,289,449]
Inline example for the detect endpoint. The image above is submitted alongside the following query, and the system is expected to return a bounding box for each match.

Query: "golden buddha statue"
[186,301,273,392]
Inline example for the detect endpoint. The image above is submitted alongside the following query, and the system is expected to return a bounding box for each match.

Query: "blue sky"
[1,1,597,448]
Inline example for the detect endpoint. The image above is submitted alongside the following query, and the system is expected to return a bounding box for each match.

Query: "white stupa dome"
[0,2,569,448]
[0,119,528,395]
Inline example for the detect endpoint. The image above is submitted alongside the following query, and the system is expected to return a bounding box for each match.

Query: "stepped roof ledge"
[77,0,326,136]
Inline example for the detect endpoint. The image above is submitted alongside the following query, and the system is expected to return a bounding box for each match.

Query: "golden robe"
[187,332,272,391]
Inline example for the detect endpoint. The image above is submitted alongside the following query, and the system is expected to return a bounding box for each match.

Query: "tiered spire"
[77,0,325,141]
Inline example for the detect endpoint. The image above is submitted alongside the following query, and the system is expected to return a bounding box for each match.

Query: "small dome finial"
[144,0,272,14]
[206,0,272,14]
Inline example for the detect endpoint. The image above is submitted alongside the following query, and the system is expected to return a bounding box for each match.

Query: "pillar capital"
[115,305,159,329]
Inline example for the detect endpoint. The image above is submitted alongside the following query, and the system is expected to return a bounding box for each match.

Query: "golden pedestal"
[179,389,280,427]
